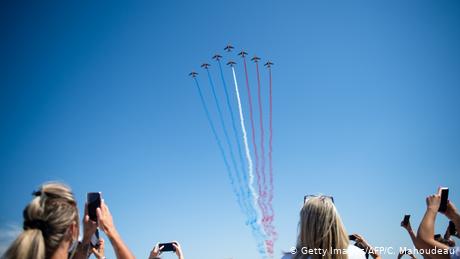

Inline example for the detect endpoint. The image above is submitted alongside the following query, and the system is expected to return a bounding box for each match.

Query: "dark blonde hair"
[294,196,349,259]
[3,182,79,259]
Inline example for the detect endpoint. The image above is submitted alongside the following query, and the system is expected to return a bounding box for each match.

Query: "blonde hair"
[294,196,349,259]
[2,182,79,259]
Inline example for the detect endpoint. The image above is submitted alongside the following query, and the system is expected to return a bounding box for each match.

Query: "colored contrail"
[263,61,277,256]
[230,65,259,219]
[204,67,248,212]
[215,57,249,202]
[192,77,244,212]
[240,53,272,257]
[253,57,274,256]
[254,57,268,216]
[267,63,276,238]
[240,53,266,218]
[230,65,268,258]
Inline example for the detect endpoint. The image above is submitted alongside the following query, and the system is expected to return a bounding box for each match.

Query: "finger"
[96,207,103,222]
[159,245,164,251]
[91,219,97,227]
[102,199,109,213]
[84,203,88,216]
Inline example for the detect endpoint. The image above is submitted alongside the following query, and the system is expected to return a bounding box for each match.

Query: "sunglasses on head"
[304,194,334,204]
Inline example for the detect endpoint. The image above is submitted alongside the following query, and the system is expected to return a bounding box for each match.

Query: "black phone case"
[438,189,449,213]
[159,243,176,252]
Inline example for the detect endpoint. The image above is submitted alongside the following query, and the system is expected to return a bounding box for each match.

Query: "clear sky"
[1,1,459,259]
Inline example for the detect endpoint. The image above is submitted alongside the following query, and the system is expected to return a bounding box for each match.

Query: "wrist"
[453,214,460,226]
[427,206,438,213]
[81,234,92,245]
[106,227,119,240]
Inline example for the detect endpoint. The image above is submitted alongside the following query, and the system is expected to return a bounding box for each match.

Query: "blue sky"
[1,1,459,258]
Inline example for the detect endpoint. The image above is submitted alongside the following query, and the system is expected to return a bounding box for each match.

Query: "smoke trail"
[242,55,272,256]
[230,66,259,219]
[216,59,250,205]
[267,65,276,239]
[254,60,268,220]
[192,77,244,212]
[231,66,268,258]
[241,56,266,220]
[205,68,250,216]
[255,60,278,256]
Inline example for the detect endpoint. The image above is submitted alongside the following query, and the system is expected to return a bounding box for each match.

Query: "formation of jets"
[264,61,274,68]
[238,50,248,58]
[212,54,222,61]
[227,60,236,67]
[224,44,234,52]
[189,44,273,77]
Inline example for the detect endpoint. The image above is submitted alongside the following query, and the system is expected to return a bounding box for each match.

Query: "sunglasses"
[304,194,334,204]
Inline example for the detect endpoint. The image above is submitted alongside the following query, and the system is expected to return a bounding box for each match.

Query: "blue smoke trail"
[216,60,253,215]
[231,66,268,258]
[205,68,245,203]
[206,69,267,258]
[192,77,244,212]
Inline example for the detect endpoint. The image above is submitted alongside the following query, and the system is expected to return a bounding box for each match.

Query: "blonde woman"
[1,182,85,259]
[1,182,135,259]
[282,195,368,259]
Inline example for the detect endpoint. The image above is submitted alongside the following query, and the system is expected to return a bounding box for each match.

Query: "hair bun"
[23,219,49,234]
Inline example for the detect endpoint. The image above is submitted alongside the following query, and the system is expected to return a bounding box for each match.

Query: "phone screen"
[439,188,449,213]
[90,229,100,248]
[159,242,176,252]
[87,192,101,222]
[449,221,456,235]
[403,215,410,225]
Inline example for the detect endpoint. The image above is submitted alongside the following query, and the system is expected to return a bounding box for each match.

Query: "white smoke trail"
[231,66,260,217]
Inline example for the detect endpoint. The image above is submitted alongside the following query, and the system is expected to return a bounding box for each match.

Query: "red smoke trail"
[254,60,269,220]
[255,58,272,256]
[241,56,266,222]
[255,60,267,199]
[267,64,277,240]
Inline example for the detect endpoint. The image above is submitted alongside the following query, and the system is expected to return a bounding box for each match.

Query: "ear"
[68,220,79,240]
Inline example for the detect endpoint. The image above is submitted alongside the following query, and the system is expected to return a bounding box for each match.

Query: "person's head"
[295,195,349,259]
[3,182,79,259]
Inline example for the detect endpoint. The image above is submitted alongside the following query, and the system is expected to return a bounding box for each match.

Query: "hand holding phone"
[90,229,101,248]
[402,215,410,227]
[87,192,102,222]
[449,221,457,236]
[158,242,177,252]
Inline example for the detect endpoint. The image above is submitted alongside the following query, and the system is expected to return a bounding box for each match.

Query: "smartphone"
[449,221,457,236]
[87,192,101,222]
[439,188,449,213]
[159,242,177,252]
[403,215,410,226]
[434,234,442,240]
[90,229,100,248]
[349,235,357,241]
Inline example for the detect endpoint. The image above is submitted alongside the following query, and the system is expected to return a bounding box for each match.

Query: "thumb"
[96,207,103,221]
